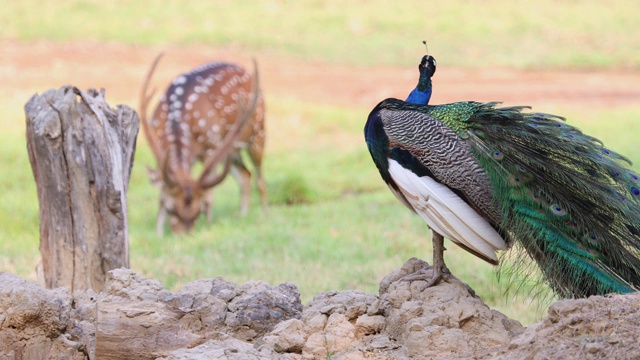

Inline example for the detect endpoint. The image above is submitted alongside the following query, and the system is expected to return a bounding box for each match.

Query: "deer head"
[140,54,263,235]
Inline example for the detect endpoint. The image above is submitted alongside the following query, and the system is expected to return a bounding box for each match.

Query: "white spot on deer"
[197,135,205,143]
[172,101,182,109]
[231,93,238,101]
[152,119,159,127]
[175,86,184,96]
[188,93,199,103]
[194,110,201,118]
[221,86,229,95]
[162,103,169,111]
[207,149,215,156]
[198,119,206,128]
[212,124,220,132]
[208,110,215,117]
[169,93,178,102]
[185,102,193,110]
[167,134,176,142]
[170,110,182,119]
[173,75,187,85]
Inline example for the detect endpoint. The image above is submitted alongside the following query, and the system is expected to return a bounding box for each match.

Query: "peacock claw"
[400,265,451,288]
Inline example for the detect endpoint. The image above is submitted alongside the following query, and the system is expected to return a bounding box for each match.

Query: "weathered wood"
[95,301,202,360]
[25,86,138,292]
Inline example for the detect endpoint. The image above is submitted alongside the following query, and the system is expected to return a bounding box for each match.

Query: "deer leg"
[156,204,167,237]
[248,142,268,209]
[230,154,251,216]
[203,189,214,222]
[255,168,268,209]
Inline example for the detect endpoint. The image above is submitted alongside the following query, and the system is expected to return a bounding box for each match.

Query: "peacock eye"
[492,151,504,160]
[509,175,522,186]
[630,173,639,181]
[631,187,640,196]
[550,204,566,216]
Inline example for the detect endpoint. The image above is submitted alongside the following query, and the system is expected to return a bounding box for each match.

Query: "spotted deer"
[140,54,267,235]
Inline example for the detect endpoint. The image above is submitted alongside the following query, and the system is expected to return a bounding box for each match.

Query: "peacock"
[364,52,640,298]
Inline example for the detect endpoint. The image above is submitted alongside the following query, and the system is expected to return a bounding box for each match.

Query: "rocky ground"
[2,258,639,359]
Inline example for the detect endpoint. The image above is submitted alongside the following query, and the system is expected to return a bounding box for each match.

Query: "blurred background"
[1,0,639,325]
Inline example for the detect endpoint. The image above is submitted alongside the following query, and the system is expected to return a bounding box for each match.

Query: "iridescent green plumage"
[366,96,640,298]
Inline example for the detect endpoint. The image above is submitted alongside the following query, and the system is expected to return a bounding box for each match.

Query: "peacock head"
[419,55,437,78]
[416,55,437,94]
[419,40,437,79]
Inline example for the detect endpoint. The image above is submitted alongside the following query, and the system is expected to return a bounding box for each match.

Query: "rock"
[3,258,640,359]
[158,337,270,360]
[302,313,357,359]
[0,273,87,359]
[354,314,385,339]
[103,268,164,301]
[225,281,303,341]
[261,319,306,353]
[496,292,640,359]
[381,258,525,359]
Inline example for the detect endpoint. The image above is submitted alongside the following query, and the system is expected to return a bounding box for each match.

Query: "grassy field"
[1,1,639,326]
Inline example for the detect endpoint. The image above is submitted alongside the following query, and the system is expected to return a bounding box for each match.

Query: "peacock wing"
[378,103,508,265]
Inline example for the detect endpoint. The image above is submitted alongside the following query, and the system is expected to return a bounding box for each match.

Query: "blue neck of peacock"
[406,76,432,105]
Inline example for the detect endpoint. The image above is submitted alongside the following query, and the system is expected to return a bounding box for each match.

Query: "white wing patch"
[387,159,507,262]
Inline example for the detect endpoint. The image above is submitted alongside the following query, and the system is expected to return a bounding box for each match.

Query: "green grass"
[1,0,639,69]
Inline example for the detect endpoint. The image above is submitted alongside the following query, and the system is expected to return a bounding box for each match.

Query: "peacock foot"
[400,264,451,288]
[400,265,477,297]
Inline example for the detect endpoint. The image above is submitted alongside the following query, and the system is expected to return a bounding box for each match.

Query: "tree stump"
[25,86,138,292]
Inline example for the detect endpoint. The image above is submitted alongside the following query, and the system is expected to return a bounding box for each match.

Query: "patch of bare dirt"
[2,40,640,114]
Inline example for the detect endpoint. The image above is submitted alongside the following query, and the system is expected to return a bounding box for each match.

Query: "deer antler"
[198,58,261,189]
[140,52,165,166]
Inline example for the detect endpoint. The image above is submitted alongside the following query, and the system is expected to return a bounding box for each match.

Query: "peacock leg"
[402,231,450,287]
[426,231,450,286]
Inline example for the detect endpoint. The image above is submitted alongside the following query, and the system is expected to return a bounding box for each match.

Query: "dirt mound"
[2,258,640,359]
